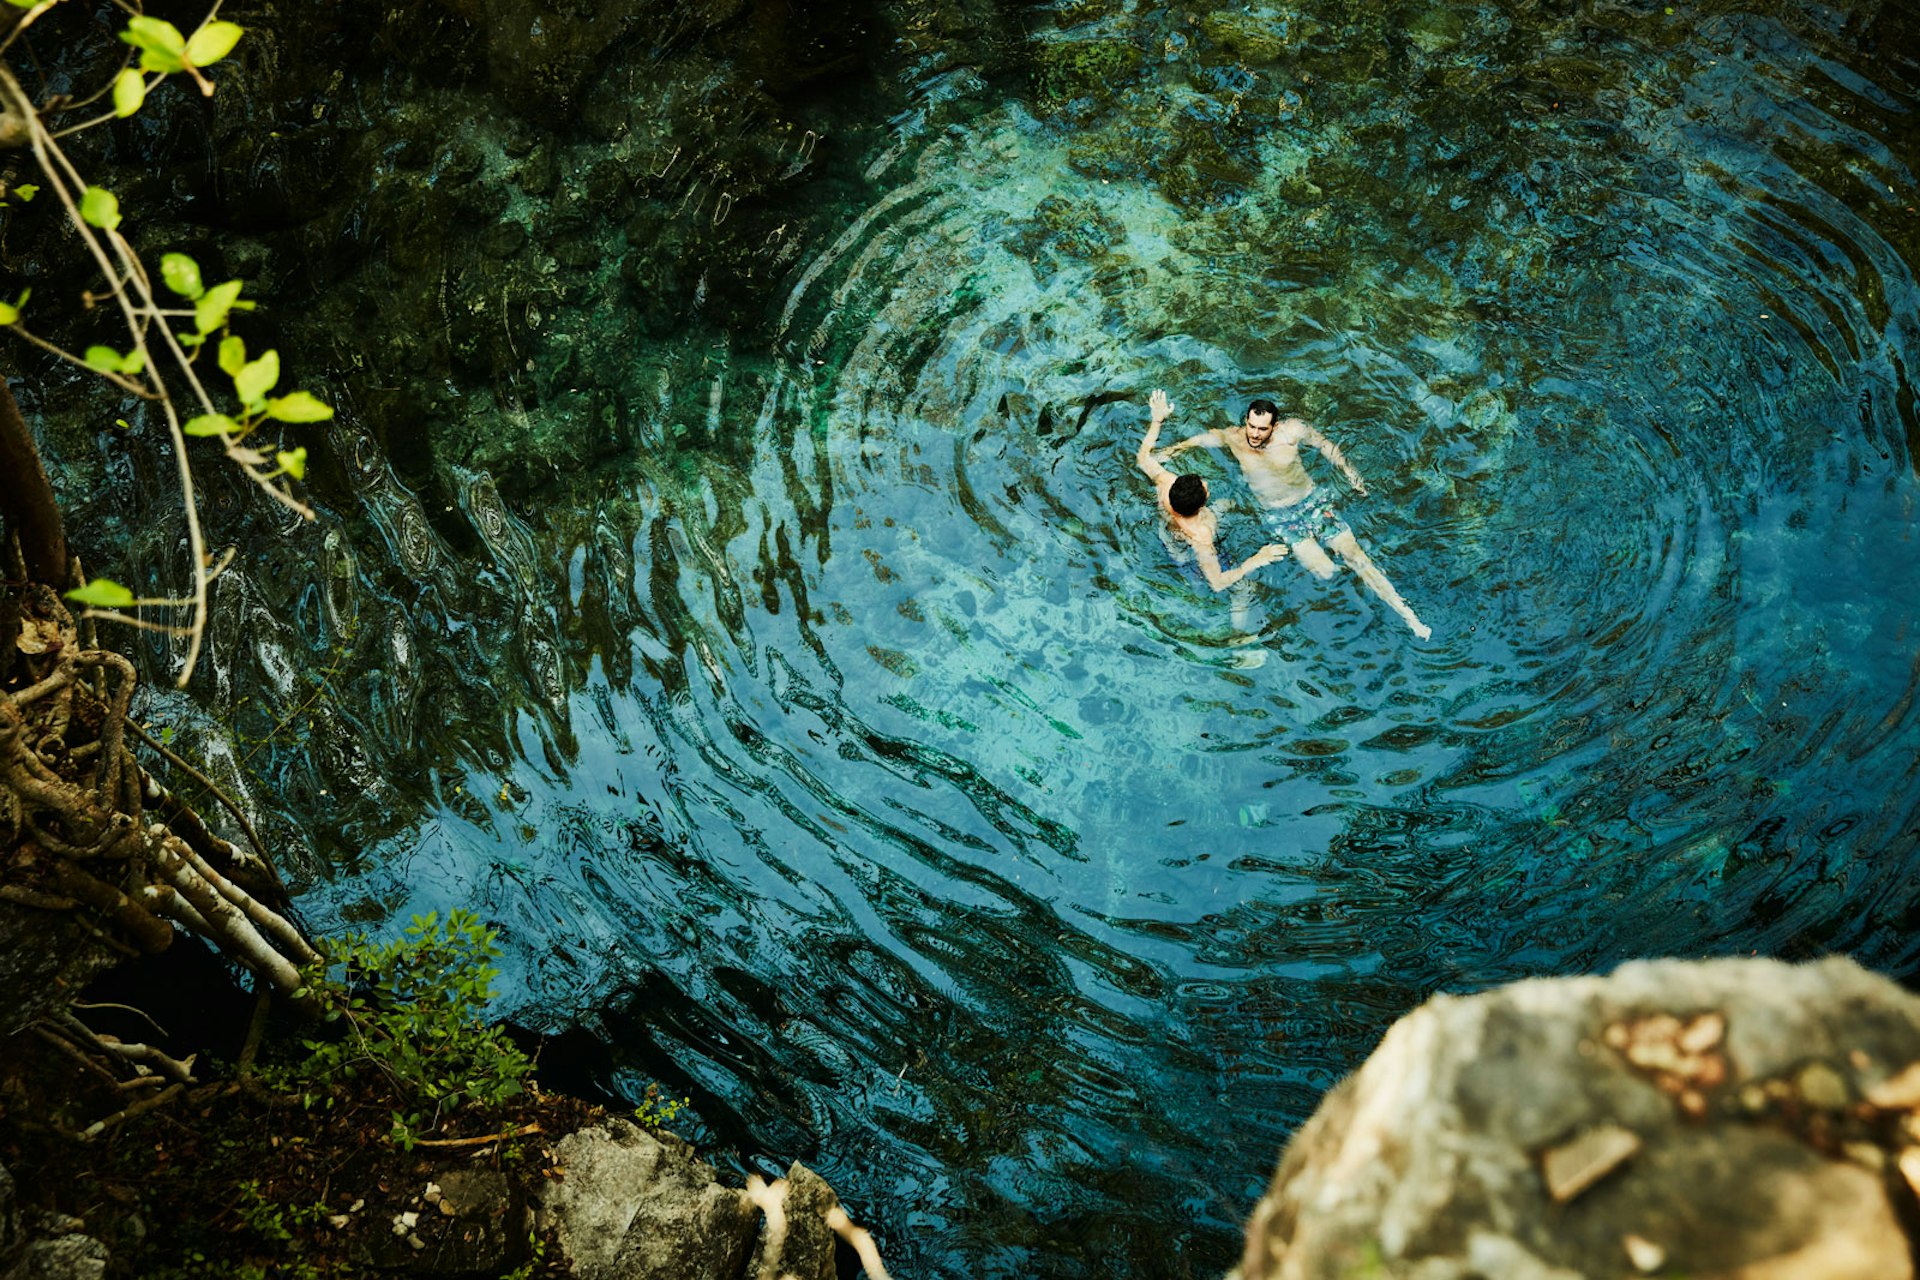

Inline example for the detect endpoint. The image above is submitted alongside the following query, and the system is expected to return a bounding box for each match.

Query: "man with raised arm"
[1137,390,1289,627]
[1155,394,1433,640]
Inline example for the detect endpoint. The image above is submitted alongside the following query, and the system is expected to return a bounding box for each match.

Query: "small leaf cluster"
[158,253,331,468]
[115,13,245,107]
[633,1081,691,1130]
[286,910,532,1133]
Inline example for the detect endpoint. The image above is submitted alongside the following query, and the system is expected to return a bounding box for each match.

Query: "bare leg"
[1228,578,1256,633]
[1291,537,1338,580]
[1226,579,1266,666]
[1328,531,1431,639]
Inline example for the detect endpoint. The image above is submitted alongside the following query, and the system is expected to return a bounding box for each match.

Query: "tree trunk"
[0,374,69,588]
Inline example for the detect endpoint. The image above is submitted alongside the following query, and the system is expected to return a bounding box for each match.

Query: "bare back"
[1153,473,1221,558]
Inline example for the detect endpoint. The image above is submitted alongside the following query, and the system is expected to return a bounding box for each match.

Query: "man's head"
[1245,398,1281,446]
[1169,474,1207,516]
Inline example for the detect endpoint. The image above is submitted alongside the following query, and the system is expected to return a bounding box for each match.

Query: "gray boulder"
[1235,956,1920,1280]
[0,1233,107,1280]
[533,1118,757,1280]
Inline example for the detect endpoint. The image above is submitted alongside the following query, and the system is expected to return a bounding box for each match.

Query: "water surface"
[188,4,1920,1275]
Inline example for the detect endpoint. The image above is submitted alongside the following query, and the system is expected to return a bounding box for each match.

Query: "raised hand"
[1149,388,1172,425]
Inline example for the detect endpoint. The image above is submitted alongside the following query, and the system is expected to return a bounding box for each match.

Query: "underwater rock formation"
[1234,956,1920,1280]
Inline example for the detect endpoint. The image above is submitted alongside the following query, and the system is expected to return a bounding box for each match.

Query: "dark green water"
[28,0,1920,1275]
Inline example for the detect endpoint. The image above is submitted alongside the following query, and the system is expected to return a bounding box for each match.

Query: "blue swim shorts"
[1263,488,1351,547]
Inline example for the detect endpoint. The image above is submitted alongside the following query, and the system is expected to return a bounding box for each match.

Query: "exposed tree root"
[3,584,314,1001]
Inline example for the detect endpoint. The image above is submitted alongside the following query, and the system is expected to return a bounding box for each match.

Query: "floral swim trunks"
[1263,488,1351,547]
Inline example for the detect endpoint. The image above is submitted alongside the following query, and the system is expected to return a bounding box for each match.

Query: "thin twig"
[72,609,193,637]
[72,1000,169,1039]
[80,1081,184,1140]
[125,718,271,864]
[408,1123,544,1149]
[2,66,214,685]
[32,1025,124,1091]
[4,324,158,398]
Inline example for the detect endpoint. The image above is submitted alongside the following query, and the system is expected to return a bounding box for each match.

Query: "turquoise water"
[169,3,1920,1276]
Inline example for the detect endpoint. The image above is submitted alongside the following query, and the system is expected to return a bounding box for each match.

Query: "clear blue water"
[228,4,1920,1276]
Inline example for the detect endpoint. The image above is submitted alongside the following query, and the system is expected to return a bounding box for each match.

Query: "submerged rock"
[1234,956,1920,1280]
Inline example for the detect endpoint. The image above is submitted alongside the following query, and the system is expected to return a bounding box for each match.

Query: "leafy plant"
[633,1081,691,1130]
[500,1231,548,1280]
[286,910,531,1135]
[0,2,333,682]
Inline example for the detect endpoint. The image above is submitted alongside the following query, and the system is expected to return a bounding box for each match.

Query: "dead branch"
[79,1081,183,1140]
[408,1123,545,1149]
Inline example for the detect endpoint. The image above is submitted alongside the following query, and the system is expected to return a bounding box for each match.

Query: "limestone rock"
[533,1118,756,1280]
[746,1162,842,1280]
[1234,956,1920,1280]
[0,1233,107,1280]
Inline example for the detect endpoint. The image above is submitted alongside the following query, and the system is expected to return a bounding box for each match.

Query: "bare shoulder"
[1276,416,1316,441]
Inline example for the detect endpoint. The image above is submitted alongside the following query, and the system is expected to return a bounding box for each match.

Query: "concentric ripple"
[276,6,1920,1277]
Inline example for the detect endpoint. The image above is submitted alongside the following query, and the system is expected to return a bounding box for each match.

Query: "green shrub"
[285,910,531,1139]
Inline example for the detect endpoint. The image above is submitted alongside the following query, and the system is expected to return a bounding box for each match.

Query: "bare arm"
[1137,388,1175,479]
[1193,537,1289,592]
[1300,424,1367,495]
[1157,429,1223,461]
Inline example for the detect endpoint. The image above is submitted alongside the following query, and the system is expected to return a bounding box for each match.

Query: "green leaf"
[184,20,244,67]
[10,183,34,201]
[275,447,308,480]
[218,334,246,376]
[194,279,243,335]
[112,69,146,118]
[266,391,333,423]
[0,303,16,326]
[79,186,121,232]
[65,578,136,608]
[183,413,239,437]
[121,16,187,73]
[235,349,280,408]
[83,345,145,375]
[160,253,204,299]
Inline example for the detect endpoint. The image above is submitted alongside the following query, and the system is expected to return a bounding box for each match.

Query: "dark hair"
[1169,474,1206,516]
[1246,398,1281,422]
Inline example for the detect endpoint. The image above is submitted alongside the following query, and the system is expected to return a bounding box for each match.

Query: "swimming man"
[1137,390,1288,626]
[1154,394,1432,639]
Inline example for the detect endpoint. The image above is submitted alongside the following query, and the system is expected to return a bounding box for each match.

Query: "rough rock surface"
[0,1229,107,1280]
[533,1118,759,1280]
[747,1161,843,1280]
[1234,956,1920,1280]
[0,903,117,1040]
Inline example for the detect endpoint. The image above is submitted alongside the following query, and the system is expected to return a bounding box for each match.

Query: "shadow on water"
[27,0,1920,1275]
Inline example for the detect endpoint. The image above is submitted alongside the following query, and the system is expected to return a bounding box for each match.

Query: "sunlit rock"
[1234,956,1920,1280]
